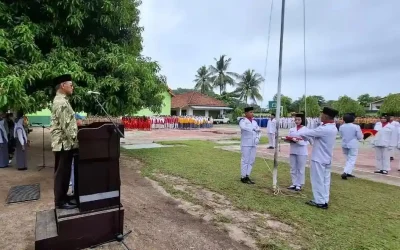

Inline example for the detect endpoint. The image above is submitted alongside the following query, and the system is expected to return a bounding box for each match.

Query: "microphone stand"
[33,123,53,171]
[89,94,132,250]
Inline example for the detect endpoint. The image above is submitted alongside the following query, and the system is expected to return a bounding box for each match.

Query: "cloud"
[138,0,400,106]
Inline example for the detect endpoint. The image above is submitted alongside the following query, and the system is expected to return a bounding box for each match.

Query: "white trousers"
[375,147,390,171]
[241,146,257,177]
[342,147,358,175]
[390,147,398,158]
[310,160,331,204]
[289,154,307,186]
[268,133,275,147]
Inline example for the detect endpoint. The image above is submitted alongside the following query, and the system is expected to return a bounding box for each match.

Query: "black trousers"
[54,149,75,205]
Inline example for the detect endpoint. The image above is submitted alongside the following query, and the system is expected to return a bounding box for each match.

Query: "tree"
[379,94,400,116]
[332,95,366,117]
[357,94,383,107]
[172,88,195,95]
[193,65,212,94]
[325,100,337,108]
[298,96,321,117]
[0,0,166,115]
[309,95,326,106]
[209,55,236,95]
[273,94,292,116]
[233,69,264,104]
[216,91,246,109]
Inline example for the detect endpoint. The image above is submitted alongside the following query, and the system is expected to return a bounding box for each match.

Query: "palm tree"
[209,55,237,95]
[233,69,264,104]
[193,66,212,94]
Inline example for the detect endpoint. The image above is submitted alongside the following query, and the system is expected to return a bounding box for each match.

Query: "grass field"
[124,140,400,250]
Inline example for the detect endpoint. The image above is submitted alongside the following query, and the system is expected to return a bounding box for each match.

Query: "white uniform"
[288,126,310,187]
[339,123,363,175]
[373,122,394,171]
[266,118,276,148]
[0,120,9,168]
[390,121,400,158]
[240,118,260,178]
[298,123,337,205]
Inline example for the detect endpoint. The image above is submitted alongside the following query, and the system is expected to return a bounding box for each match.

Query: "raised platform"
[35,206,124,250]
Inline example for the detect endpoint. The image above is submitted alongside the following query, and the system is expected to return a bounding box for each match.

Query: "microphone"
[87,90,101,95]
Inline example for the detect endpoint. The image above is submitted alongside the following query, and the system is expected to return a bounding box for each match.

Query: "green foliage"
[215,91,246,109]
[357,94,382,107]
[233,69,264,104]
[0,0,166,115]
[299,96,321,117]
[231,107,243,123]
[209,55,236,95]
[172,88,196,95]
[332,95,366,117]
[379,94,400,116]
[273,94,292,116]
[193,65,212,94]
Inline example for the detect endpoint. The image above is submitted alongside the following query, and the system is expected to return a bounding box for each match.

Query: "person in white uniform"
[389,115,399,161]
[266,113,276,149]
[297,107,338,209]
[339,113,363,180]
[239,107,261,184]
[0,112,9,168]
[372,113,394,174]
[285,113,310,191]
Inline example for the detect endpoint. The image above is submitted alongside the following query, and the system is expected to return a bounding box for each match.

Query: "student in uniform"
[0,112,9,168]
[372,113,394,174]
[297,107,339,209]
[389,115,399,161]
[239,107,261,184]
[266,113,276,149]
[285,113,310,191]
[338,113,363,180]
[14,111,28,170]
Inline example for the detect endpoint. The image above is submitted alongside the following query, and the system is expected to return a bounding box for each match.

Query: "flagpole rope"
[258,0,308,198]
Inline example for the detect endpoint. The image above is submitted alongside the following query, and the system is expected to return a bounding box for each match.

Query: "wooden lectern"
[35,122,125,250]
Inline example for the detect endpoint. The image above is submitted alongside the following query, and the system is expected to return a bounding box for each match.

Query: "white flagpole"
[272,0,286,190]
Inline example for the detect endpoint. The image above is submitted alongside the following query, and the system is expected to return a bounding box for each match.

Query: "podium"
[35,122,125,250]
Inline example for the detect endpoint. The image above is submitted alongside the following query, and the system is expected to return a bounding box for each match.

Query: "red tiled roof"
[171,91,228,109]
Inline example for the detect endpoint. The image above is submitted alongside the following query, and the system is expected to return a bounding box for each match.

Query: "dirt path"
[0,129,249,250]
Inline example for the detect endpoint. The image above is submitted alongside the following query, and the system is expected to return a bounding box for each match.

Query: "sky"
[138,0,400,108]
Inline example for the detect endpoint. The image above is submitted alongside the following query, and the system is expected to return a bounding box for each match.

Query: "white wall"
[369,101,384,111]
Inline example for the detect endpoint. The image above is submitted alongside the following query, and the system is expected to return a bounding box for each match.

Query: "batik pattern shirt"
[50,93,78,151]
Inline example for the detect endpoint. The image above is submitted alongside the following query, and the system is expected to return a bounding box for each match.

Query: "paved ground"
[121,125,239,145]
[0,128,248,250]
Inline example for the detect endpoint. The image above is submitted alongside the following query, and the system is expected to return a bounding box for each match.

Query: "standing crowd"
[0,111,30,170]
[122,115,214,130]
[239,107,400,210]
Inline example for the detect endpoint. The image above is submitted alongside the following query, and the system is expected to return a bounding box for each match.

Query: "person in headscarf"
[5,113,15,163]
[14,111,28,170]
[285,113,310,191]
[338,113,363,180]
[0,111,9,168]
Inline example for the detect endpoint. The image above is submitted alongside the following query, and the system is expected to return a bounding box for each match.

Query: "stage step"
[35,210,58,249]
[35,207,124,250]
